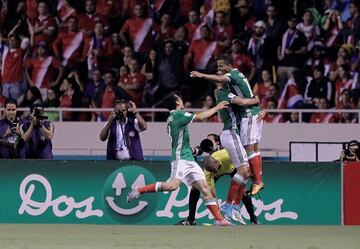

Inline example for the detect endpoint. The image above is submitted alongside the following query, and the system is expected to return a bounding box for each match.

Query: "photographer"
[100,99,147,160]
[0,99,26,158]
[340,140,360,162]
[22,104,54,159]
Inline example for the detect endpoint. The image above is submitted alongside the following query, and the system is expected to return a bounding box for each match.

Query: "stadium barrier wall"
[52,122,359,157]
[0,160,341,225]
[343,161,360,225]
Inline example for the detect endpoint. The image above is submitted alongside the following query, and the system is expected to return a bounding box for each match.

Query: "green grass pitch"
[0,224,359,249]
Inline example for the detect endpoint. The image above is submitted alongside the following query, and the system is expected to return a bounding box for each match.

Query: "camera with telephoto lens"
[191,138,216,156]
[0,119,20,150]
[115,111,125,121]
[33,106,48,120]
[192,146,203,156]
[200,138,215,154]
[344,148,352,157]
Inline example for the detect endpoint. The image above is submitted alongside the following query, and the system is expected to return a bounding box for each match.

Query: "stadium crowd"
[0,0,360,123]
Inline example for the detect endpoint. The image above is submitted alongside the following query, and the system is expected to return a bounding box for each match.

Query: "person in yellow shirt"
[176,140,259,225]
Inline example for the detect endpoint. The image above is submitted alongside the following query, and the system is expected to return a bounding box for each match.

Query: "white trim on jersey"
[197,41,217,70]
[34,56,53,88]
[62,32,83,66]
[133,18,153,52]
[1,45,9,77]
[176,127,184,160]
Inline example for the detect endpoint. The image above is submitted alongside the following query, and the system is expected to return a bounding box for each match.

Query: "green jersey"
[215,87,240,132]
[166,110,196,162]
[225,69,260,117]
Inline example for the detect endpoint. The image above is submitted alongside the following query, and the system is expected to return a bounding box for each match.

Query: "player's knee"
[237,164,251,179]
[162,182,179,191]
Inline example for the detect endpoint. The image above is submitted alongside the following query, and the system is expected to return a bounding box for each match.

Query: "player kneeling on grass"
[127,94,234,226]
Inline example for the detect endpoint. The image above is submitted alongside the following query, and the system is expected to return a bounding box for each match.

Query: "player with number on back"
[127,94,234,226]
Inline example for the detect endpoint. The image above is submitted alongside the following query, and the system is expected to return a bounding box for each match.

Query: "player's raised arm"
[194,101,228,121]
[190,71,228,84]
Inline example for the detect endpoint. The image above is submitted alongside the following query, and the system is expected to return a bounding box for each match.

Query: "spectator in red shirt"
[26,0,38,22]
[321,10,344,49]
[310,97,336,123]
[184,10,201,42]
[52,16,85,68]
[230,39,256,82]
[200,94,219,122]
[119,58,145,107]
[121,45,135,67]
[119,3,153,54]
[1,34,29,100]
[96,0,121,19]
[175,0,196,25]
[335,64,354,106]
[25,41,63,100]
[31,1,56,45]
[154,13,176,43]
[184,25,220,72]
[57,0,77,28]
[261,82,280,109]
[263,99,285,123]
[59,72,83,121]
[101,71,117,120]
[212,11,233,51]
[83,21,113,73]
[110,32,123,69]
[79,0,109,37]
[253,68,274,102]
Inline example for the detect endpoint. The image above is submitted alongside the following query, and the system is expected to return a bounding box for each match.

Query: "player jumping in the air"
[127,94,233,226]
[191,61,264,196]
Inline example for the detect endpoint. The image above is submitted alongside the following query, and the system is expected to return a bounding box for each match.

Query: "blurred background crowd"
[0,0,359,123]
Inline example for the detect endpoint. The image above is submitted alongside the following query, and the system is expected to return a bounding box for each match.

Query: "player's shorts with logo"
[240,114,263,146]
[170,160,205,185]
[220,130,248,168]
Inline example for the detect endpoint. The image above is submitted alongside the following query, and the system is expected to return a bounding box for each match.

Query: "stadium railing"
[1,107,359,123]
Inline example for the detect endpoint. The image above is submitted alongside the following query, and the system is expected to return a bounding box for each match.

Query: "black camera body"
[0,119,21,150]
[192,146,203,156]
[344,148,352,157]
[115,111,125,121]
[33,106,48,120]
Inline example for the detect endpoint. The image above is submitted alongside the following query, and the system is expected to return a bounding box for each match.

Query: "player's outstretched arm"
[232,96,260,107]
[194,101,228,121]
[190,71,228,84]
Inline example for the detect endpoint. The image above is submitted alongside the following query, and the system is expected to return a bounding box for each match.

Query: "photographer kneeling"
[22,104,54,159]
[100,99,147,160]
[0,99,26,158]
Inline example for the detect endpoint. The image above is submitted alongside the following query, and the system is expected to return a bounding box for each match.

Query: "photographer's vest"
[0,118,26,159]
[106,118,144,160]
[24,120,53,159]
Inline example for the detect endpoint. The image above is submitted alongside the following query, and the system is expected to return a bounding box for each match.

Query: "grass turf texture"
[0,224,359,249]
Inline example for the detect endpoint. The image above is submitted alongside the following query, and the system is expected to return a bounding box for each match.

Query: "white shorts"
[170,160,205,186]
[220,130,248,168]
[240,114,263,146]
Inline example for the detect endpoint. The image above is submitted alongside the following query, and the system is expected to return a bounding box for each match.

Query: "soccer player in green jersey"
[191,61,265,196]
[127,94,233,226]
[213,81,260,221]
